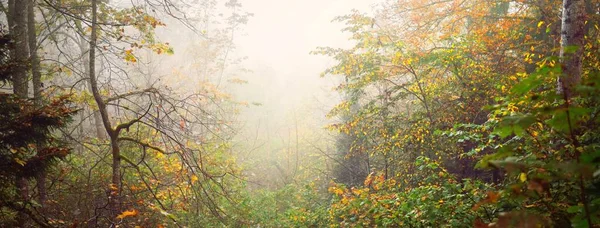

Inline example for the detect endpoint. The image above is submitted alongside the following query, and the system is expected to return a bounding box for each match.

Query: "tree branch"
[105,87,158,103]
[114,101,153,134]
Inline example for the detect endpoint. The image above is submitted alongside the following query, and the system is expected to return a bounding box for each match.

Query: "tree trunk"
[28,0,40,105]
[87,0,121,217]
[558,0,586,97]
[28,0,48,212]
[10,0,29,97]
[558,0,591,225]
[79,38,107,140]
[15,174,29,227]
[7,0,15,32]
[10,1,30,227]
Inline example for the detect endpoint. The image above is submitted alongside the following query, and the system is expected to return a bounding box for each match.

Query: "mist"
[1,0,595,226]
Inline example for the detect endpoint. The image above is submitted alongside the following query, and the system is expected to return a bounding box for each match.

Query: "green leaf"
[514,114,536,129]
[547,107,589,132]
[493,125,513,139]
[571,217,589,228]
[488,157,526,172]
[476,149,513,169]
[513,125,525,137]
[563,45,580,54]
[511,74,542,96]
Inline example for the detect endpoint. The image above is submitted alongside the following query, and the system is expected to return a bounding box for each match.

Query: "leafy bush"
[328,157,497,227]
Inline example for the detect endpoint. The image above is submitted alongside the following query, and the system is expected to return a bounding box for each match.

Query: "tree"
[557,0,592,225]
[315,0,600,226]
[8,0,28,98]
[7,1,32,226]
[0,27,76,227]
[558,0,586,97]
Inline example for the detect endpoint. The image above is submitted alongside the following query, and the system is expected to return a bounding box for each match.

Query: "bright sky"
[232,0,377,124]
[238,0,376,72]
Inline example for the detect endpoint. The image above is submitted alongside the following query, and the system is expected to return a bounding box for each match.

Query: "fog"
[3,0,586,226]
[233,0,376,153]
[149,0,376,120]
[131,0,379,187]
[237,0,376,111]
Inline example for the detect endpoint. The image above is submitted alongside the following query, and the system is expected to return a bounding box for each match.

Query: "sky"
[238,0,376,72]
[211,0,379,161]
[151,0,379,157]
[233,0,377,123]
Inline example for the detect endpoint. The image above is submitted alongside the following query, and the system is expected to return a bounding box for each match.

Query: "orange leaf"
[116,209,138,219]
[179,119,185,130]
[473,219,489,228]
[487,191,500,203]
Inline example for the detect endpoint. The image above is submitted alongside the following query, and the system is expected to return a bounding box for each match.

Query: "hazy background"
[146,0,378,186]
[237,0,376,109]
[225,0,378,185]
[233,0,376,139]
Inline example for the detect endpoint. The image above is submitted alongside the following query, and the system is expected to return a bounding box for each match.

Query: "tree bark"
[10,1,31,227]
[87,0,121,217]
[80,41,107,140]
[7,0,15,32]
[10,0,29,97]
[558,0,586,97]
[15,174,30,227]
[28,0,48,212]
[558,0,592,226]
[28,0,40,105]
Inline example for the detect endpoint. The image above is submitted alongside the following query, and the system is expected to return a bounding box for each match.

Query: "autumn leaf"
[519,172,527,182]
[109,184,118,191]
[124,49,137,63]
[473,191,500,210]
[116,209,138,219]
[487,191,500,203]
[473,219,489,228]
[14,158,26,166]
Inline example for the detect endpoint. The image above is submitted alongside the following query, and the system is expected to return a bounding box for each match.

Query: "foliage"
[313,0,600,227]
[1,0,599,226]
[471,63,600,226]
[230,183,330,227]
[328,157,496,227]
[0,94,76,225]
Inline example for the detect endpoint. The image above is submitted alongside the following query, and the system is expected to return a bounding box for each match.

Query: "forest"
[0,0,599,227]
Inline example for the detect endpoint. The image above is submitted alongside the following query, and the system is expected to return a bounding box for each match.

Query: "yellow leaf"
[334,188,344,195]
[537,21,544,28]
[14,158,26,166]
[116,209,138,219]
[519,172,527,182]
[124,49,137,63]
[109,184,118,191]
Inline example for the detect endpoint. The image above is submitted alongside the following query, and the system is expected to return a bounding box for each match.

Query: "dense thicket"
[303,0,600,226]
